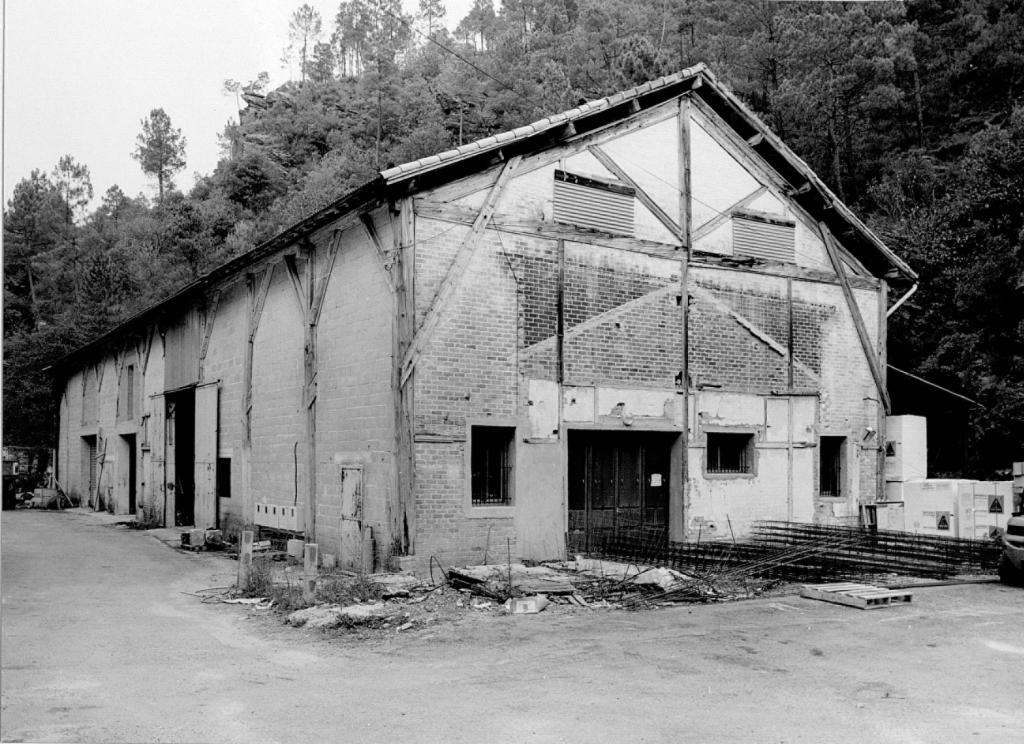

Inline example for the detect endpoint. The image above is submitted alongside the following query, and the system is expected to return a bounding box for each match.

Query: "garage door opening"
[567,431,676,554]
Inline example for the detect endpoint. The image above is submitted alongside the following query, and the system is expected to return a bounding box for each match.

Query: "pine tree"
[132,108,187,204]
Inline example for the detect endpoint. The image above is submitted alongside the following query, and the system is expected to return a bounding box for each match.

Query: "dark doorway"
[168,390,195,526]
[81,435,98,506]
[819,436,845,498]
[121,434,137,514]
[568,431,674,554]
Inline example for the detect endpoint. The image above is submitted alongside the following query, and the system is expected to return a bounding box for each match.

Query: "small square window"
[471,426,514,505]
[820,436,845,498]
[706,432,754,475]
[217,457,231,499]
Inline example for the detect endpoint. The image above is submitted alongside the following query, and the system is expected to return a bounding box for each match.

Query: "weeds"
[237,558,385,614]
[267,582,306,613]
[239,556,276,598]
[317,572,383,606]
[135,507,163,529]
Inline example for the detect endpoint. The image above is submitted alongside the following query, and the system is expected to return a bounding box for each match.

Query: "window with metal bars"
[819,436,845,497]
[125,364,135,420]
[706,432,754,475]
[471,426,514,505]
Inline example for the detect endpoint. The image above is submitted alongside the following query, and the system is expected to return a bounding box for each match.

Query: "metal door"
[567,432,671,554]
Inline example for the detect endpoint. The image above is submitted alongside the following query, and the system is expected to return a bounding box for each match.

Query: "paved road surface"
[2,508,1022,743]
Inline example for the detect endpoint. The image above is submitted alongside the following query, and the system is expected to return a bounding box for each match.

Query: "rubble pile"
[445,557,778,610]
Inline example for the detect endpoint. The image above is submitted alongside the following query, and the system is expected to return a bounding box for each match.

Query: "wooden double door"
[568,431,673,553]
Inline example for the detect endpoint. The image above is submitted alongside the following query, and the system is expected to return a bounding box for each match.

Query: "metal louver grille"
[553,170,635,236]
[732,214,795,263]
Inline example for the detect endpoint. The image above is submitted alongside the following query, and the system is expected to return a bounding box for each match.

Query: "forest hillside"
[4,0,1022,476]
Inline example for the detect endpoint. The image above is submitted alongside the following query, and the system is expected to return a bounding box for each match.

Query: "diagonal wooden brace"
[820,222,891,413]
[588,145,682,241]
[400,156,522,384]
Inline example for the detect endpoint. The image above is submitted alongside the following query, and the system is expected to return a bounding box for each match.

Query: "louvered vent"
[732,213,796,263]
[553,170,635,236]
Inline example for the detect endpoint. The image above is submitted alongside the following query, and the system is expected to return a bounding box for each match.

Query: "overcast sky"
[3,0,473,208]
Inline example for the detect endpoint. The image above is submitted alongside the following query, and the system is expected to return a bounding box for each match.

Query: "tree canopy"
[4,0,1022,474]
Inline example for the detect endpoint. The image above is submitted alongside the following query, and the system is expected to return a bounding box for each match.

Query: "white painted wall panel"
[693,220,733,256]
[596,386,676,419]
[527,379,559,439]
[792,449,816,521]
[690,117,762,231]
[563,151,616,181]
[765,398,789,442]
[562,386,595,422]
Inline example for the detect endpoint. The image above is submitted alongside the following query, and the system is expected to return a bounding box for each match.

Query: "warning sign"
[988,494,1004,513]
[936,512,951,530]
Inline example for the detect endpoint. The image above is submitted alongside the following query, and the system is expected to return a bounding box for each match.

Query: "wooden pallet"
[800,582,913,610]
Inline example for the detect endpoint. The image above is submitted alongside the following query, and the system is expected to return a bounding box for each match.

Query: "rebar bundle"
[573,519,1001,587]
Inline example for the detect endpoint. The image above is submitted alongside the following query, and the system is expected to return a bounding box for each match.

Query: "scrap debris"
[447,564,575,599]
[185,519,1003,634]
[442,520,1001,610]
[445,557,768,609]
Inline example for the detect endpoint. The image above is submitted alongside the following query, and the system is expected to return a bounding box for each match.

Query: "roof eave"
[53,177,386,374]
[693,68,917,282]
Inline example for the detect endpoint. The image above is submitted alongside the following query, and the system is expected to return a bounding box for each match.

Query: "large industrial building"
[54,65,917,573]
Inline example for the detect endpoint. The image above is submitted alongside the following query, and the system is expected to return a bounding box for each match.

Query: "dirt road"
[2,509,1021,743]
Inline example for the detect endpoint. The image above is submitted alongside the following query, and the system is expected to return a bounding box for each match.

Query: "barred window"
[471,426,514,505]
[706,433,754,475]
[125,365,135,419]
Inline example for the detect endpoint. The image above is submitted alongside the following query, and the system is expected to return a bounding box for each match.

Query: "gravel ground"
[3,508,1022,743]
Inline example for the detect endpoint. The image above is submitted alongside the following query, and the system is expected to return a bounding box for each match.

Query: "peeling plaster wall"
[404,95,887,571]
[410,105,689,569]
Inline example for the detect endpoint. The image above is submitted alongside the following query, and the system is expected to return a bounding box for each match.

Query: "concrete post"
[303,542,319,603]
[237,530,253,590]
